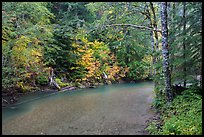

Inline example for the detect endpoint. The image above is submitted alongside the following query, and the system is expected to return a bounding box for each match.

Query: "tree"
[86,2,156,81]
[2,2,201,98]
[160,2,173,102]
[183,2,187,87]
[168,2,202,88]
[44,2,94,81]
[2,2,54,92]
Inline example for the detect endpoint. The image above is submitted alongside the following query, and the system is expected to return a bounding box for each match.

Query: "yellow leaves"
[11,35,44,87]
[17,81,24,89]
[30,49,42,57]
[108,10,113,14]
[12,45,27,66]
[106,65,120,80]
[108,34,113,39]
[142,55,151,63]
[72,36,127,83]
[15,36,32,48]
[70,66,80,70]
[124,67,130,73]
[12,46,42,67]
[76,79,80,82]
[32,38,41,45]
[21,72,34,79]
[81,37,89,43]
[93,40,103,46]
[95,60,101,67]
[119,67,129,77]
[78,49,85,52]
[16,81,33,92]
[82,77,87,81]
[13,43,26,53]
[72,43,78,48]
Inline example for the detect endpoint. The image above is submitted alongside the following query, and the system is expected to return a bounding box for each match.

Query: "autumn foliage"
[71,37,129,85]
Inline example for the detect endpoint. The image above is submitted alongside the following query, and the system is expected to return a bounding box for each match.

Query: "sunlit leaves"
[71,36,129,83]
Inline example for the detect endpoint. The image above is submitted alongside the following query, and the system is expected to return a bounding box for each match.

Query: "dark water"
[2,82,154,135]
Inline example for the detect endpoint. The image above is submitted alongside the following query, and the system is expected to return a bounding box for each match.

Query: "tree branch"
[105,24,162,33]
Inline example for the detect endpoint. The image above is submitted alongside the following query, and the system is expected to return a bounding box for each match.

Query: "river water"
[2,82,154,135]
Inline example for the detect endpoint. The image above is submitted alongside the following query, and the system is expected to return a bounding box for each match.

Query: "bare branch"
[105,24,162,33]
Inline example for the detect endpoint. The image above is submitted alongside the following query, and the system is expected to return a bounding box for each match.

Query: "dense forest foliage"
[2,2,202,135]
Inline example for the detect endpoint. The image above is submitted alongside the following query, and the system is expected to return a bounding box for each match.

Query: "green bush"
[36,74,49,86]
[55,78,71,88]
[147,88,202,135]
[161,98,202,135]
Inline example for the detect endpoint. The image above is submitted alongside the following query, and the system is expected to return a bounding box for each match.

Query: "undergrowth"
[146,86,202,135]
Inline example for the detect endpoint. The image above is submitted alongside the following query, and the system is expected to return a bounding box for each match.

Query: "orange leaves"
[72,37,106,82]
[106,66,119,80]
[71,36,129,83]
[105,54,129,81]
[119,67,129,77]
[77,51,94,68]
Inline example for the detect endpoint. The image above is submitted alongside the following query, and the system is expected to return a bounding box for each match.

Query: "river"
[2,82,154,135]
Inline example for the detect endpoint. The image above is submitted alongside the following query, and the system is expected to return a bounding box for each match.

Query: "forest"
[2,2,202,135]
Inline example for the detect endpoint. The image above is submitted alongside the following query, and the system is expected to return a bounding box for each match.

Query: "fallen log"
[61,86,76,91]
[48,67,61,91]
[2,98,9,107]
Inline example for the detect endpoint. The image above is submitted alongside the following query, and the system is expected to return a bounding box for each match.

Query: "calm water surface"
[2,82,154,135]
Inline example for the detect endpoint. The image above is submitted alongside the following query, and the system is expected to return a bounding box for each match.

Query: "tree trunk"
[102,71,109,85]
[150,30,156,76]
[145,3,156,77]
[151,3,159,47]
[149,2,160,76]
[125,29,130,64]
[169,2,176,81]
[150,2,159,64]
[160,2,173,102]
[49,68,61,91]
[183,2,186,87]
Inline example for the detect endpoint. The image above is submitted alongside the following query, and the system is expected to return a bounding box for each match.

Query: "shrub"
[147,88,202,135]
[36,74,49,86]
[55,78,71,88]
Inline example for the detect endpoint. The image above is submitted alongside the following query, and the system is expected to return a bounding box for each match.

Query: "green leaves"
[2,2,202,103]
[2,2,54,92]
[169,2,202,86]
[161,90,202,135]
[148,87,202,135]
